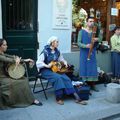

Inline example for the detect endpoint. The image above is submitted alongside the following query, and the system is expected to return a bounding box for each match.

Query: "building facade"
[0,0,119,74]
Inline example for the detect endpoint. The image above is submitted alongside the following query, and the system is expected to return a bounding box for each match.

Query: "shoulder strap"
[40,49,48,59]
[56,48,60,57]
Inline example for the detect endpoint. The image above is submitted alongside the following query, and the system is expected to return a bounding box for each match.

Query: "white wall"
[0,0,2,38]
[37,0,72,54]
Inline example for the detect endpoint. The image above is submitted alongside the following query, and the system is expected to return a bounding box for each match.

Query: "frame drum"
[7,63,25,79]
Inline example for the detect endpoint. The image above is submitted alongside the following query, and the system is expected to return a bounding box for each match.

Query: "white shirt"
[36,52,67,69]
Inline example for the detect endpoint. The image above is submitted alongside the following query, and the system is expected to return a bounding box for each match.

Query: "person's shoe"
[91,86,99,92]
[33,99,43,106]
[56,100,64,105]
[34,102,43,106]
[89,92,92,96]
[75,100,87,105]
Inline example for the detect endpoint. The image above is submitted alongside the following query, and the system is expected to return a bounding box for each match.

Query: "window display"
[71,0,107,50]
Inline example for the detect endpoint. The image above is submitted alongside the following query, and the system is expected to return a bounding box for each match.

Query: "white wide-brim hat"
[47,36,58,45]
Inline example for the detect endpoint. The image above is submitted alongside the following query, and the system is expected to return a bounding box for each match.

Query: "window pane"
[6,0,33,30]
[72,0,107,50]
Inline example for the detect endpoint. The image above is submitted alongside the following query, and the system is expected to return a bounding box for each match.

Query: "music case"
[74,85,90,100]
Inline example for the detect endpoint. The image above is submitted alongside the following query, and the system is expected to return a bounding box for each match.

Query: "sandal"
[56,100,64,105]
[75,100,87,105]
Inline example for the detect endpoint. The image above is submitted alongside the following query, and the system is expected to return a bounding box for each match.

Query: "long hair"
[0,39,5,47]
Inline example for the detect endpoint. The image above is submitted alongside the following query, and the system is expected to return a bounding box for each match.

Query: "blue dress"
[40,45,75,98]
[111,51,120,78]
[78,30,98,81]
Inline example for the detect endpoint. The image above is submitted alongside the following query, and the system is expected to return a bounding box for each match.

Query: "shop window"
[71,0,107,51]
[6,0,33,30]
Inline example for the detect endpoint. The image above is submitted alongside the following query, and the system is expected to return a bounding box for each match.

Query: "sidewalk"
[0,84,120,120]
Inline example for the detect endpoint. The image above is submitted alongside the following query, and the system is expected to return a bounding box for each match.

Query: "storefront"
[72,0,120,50]
[0,0,119,74]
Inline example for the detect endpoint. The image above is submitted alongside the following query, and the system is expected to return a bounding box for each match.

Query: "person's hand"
[29,60,35,68]
[24,58,34,62]
[24,58,35,68]
[64,61,68,68]
[86,44,92,48]
[15,56,21,65]
[93,38,98,42]
[46,62,53,68]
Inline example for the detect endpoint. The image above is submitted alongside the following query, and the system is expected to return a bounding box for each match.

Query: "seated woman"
[0,39,42,109]
[36,36,87,105]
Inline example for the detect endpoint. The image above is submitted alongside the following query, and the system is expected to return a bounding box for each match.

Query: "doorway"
[1,0,38,60]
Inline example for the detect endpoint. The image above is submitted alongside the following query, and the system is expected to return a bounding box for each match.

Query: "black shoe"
[33,101,43,106]
[89,92,92,96]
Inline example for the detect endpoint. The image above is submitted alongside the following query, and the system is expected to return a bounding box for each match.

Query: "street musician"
[36,36,87,105]
[0,39,42,109]
[77,17,102,92]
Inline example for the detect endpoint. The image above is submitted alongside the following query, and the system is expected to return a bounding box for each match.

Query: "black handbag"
[97,44,109,52]
[74,85,90,100]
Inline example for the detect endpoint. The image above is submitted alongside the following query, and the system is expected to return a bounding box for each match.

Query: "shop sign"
[111,8,118,16]
[52,0,71,29]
